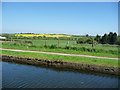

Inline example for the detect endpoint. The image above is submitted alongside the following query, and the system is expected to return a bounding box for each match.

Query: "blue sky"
[2,2,118,35]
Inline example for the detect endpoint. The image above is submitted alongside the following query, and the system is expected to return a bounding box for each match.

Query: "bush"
[49,45,57,49]
[86,38,93,44]
[92,48,96,52]
[13,43,17,45]
[71,47,78,50]
[44,45,48,48]
[81,47,86,51]
[77,37,93,44]
[13,43,22,46]
[86,48,91,52]
[77,38,86,44]
[24,41,33,44]
[64,46,71,49]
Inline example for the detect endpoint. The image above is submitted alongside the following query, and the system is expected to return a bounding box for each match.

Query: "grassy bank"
[2,41,119,58]
[2,50,119,67]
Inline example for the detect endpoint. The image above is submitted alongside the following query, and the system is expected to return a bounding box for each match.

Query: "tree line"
[1,32,119,45]
[94,32,119,45]
[77,32,119,45]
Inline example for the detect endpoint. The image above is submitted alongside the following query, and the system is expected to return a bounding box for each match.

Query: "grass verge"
[1,50,119,67]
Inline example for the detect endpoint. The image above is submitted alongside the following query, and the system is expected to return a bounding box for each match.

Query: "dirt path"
[1,48,119,60]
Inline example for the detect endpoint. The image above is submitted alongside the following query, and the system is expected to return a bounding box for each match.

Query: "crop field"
[15,34,72,37]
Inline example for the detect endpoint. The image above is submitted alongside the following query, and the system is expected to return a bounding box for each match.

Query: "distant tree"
[107,32,117,44]
[112,32,117,44]
[86,34,89,37]
[117,36,120,45]
[77,37,86,44]
[2,34,15,39]
[86,38,93,44]
[101,34,108,44]
[43,35,46,39]
[94,34,101,43]
[77,37,94,47]
[108,32,113,44]
[38,36,42,39]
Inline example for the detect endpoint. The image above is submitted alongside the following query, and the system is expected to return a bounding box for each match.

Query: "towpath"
[1,48,119,60]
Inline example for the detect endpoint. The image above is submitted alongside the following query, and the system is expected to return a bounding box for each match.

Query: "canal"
[2,61,119,88]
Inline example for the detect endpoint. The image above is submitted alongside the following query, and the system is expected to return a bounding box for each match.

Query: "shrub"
[64,46,71,49]
[92,48,96,52]
[86,38,93,44]
[81,47,86,51]
[13,43,17,45]
[77,38,86,44]
[49,45,57,49]
[86,48,91,52]
[71,47,78,50]
[44,45,48,48]
[77,37,94,45]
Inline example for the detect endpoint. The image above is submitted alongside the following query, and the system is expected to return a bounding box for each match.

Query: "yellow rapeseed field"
[15,34,72,37]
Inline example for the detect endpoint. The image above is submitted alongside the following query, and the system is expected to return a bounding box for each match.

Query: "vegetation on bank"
[2,50,119,67]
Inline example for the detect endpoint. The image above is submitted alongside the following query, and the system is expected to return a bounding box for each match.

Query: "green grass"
[12,39,77,47]
[11,39,119,49]
[2,50,119,67]
[2,40,118,58]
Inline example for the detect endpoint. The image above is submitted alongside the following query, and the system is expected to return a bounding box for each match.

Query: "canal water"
[2,61,119,88]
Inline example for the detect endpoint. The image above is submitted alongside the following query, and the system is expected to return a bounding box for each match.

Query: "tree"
[116,36,120,45]
[77,37,86,44]
[86,38,93,44]
[86,34,89,37]
[107,32,117,44]
[112,32,117,44]
[2,34,15,39]
[77,37,94,47]
[108,32,113,44]
[94,34,101,43]
[101,34,108,44]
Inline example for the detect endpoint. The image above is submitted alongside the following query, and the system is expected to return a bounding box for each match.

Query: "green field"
[2,50,119,67]
[2,39,119,58]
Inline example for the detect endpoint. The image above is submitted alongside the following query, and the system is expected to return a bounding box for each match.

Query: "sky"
[2,2,118,35]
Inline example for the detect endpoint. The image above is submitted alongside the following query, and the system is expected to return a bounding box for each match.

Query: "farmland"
[2,38,119,58]
[15,34,72,37]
